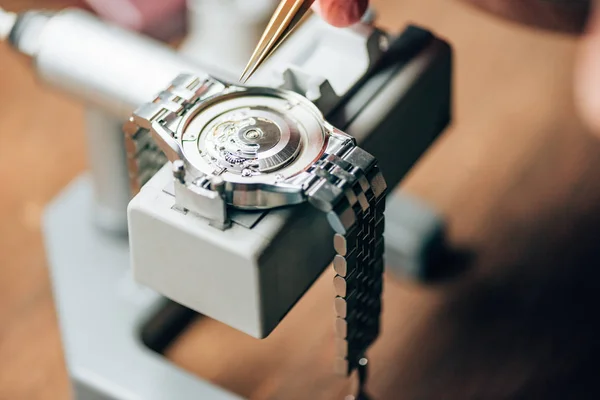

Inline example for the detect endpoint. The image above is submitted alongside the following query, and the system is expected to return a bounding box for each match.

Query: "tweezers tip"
[239,62,254,83]
[239,63,259,84]
[240,0,311,85]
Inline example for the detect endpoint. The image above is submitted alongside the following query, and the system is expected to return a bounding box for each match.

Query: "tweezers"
[240,0,316,83]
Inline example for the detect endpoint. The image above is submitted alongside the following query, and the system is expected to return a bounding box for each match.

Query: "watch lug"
[151,121,184,162]
[330,126,353,140]
[174,181,231,230]
[171,161,231,230]
[325,127,355,155]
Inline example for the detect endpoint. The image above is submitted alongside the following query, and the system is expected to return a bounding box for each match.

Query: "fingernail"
[315,0,369,27]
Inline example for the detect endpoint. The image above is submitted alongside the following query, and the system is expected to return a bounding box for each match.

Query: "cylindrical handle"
[26,9,228,119]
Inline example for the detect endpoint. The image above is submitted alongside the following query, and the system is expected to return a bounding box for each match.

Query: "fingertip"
[314,0,369,28]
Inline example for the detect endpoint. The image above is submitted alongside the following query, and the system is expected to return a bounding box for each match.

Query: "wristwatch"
[124,73,387,376]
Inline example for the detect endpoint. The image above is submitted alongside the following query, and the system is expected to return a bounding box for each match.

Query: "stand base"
[43,175,241,400]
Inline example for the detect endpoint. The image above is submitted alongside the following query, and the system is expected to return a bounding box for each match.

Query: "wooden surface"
[2,0,600,399]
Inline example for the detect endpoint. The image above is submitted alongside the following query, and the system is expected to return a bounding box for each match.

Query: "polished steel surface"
[304,142,387,380]
[240,0,315,83]
[129,74,334,210]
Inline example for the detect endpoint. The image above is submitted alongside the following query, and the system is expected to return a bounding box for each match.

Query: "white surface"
[181,0,277,76]
[128,163,336,339]
[44,175,241,400]
[0,8,16,41]
[129,165,275,338]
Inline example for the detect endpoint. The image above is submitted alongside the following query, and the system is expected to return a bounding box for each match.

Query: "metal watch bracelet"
[123,74,387,378]
[305,144,387,376]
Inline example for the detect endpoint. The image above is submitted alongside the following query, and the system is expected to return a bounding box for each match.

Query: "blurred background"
[2,0,600,399]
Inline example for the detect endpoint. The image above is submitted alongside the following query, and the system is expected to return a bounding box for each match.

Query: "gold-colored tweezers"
[240,0,316,83]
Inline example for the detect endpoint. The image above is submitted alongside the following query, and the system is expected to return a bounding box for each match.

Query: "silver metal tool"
[240,0,315,82]
[126,73,387,379]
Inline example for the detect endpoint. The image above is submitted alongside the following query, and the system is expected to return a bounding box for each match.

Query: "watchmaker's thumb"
[313,0,369,27]
[576,1,600,135]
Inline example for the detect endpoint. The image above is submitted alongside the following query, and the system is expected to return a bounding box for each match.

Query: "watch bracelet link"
[124,121,167,195]
[124,73,223,195]
[305,145,387,376]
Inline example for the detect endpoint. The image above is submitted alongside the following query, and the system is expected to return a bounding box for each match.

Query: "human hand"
[314,0,600,135]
